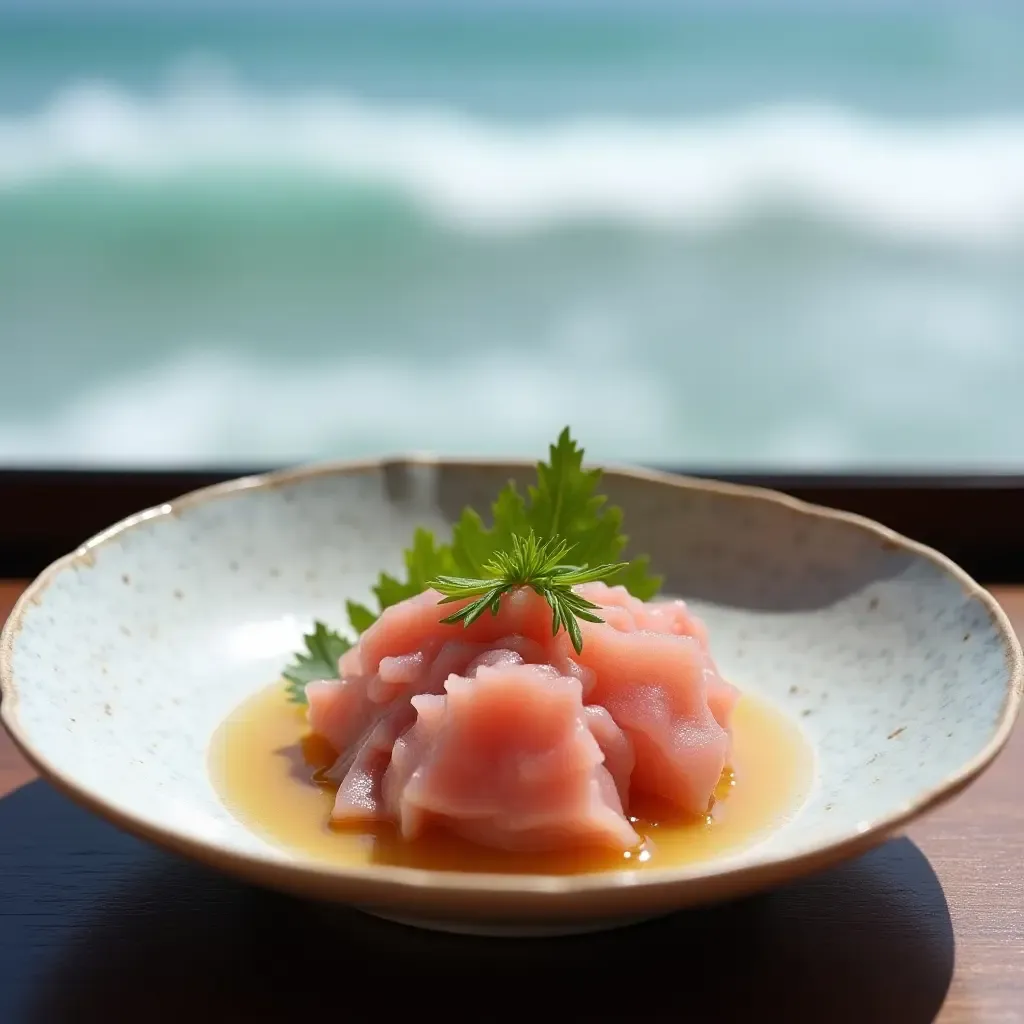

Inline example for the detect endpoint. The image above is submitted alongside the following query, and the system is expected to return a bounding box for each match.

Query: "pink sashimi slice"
[583,705,636,806]
[345,582,710,684]
[382,663,641,852]
[708,676,741,731]
[563,622,731,817]
[370,647,435,703]
[464,634,549,673]
[308,580,739,845]
[348,586,555,679]
[306,676,376,755]
[331,703,416,822]
[322,637,568,822]
[575,582,711,648]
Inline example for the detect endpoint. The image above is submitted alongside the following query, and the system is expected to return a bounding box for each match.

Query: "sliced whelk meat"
[707,674,740,732]
[350,586,555,680]
[307,581,738,845]
[331,703,417,822]
[583,705,635,805]
[306,676,376,755]
[382,663,640,852]
[564,622,731,817]
[575,581,712,648]
[369,648,433,703]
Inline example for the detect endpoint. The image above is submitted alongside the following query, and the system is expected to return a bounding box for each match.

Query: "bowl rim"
[2,454,1022,905]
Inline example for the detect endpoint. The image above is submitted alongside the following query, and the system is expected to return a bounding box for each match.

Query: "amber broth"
[210,682,813,874]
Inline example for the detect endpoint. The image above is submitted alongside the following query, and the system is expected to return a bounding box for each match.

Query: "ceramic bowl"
[1,458,1021,936]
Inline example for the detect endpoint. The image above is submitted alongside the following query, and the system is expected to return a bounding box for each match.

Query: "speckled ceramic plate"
[1,458,1021,936]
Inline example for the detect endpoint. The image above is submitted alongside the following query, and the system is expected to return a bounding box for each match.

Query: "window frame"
[2,468,1022,582]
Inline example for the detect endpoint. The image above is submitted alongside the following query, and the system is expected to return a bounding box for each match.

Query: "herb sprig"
[430,530,626,654]
[282,621,352,704]
[282,428,662,702]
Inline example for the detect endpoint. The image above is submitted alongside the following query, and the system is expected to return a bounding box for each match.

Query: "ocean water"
[2,4,1024,469]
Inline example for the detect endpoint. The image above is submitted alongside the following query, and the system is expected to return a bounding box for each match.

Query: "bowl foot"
[356,908,665,936]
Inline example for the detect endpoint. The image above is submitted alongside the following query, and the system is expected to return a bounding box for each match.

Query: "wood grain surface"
[1,579,1021,1023]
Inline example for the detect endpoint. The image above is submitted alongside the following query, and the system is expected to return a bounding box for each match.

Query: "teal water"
[1,5,1024,468]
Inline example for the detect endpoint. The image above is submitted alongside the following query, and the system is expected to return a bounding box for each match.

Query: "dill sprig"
[428,530,626,654]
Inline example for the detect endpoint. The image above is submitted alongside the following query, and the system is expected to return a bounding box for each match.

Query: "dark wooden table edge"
[4,469,1024,582]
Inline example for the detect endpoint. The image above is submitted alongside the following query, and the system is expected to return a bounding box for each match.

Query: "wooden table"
[1,580,1021,1023]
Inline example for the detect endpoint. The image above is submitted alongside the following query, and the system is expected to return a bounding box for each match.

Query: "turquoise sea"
[2,3,1024,469]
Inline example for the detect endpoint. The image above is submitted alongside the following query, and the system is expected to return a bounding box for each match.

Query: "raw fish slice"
[306,676,375,755]
[465,634,549,671]
[383,664,640,852]
[380,693,445,839]
[310,595,566,754]
[583,705,635,804]
[338,588,443,677]
[589,602,641,633]
[455,587,559,648]
[576,582,711,648]
[473,636,601,697]
[606,683,725,817]
[421,640,495,695]
[351,586,554,678]
[640,601,711,649]
[577,579,736,753]
[310,582,737,844]
[379,642,557,822]
[451,770,629,853]
[323,640,497,790]
[369,648,434,703]
[707,676,740,731]
[559,657,596,700]
[331,704,416,822]
[466,649,524,672]
[312,639,514,791]
[565,623,730,816]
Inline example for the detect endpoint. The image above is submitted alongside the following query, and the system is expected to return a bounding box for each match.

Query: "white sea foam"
[2,83,1024,246]
[0,342,677,467]
[3,332,1022,470]
[0,331,882,470]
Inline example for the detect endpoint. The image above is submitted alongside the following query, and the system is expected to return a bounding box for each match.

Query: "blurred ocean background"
[2,1,1024,469]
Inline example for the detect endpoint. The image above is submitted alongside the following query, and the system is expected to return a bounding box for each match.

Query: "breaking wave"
[3,83,1024,246]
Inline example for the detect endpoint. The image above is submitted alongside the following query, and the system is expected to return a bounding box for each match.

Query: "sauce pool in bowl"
[210,683,814,875]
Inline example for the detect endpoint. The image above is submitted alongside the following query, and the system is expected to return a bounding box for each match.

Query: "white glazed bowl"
[1,458,1020,935]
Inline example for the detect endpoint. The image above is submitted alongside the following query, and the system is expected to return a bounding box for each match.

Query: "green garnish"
[344,526,457,639]
[447,427,660,597]
[430,530,627,655]
[282,621,352,704]
[282,427,662,702]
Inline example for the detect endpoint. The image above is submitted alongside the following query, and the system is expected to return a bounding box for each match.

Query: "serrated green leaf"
[283,427,662,695]
[527,427,599,538]
[446,427,659,601]
[447,509,495,578]
[522,428,659,599]
[450,484,528,577]
[282,621,352,704]
[372,572,414,609]
[345,600,377,635]
[367,527,458,613]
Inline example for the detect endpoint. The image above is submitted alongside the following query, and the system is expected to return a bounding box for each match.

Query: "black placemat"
[0,780,954,1023]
